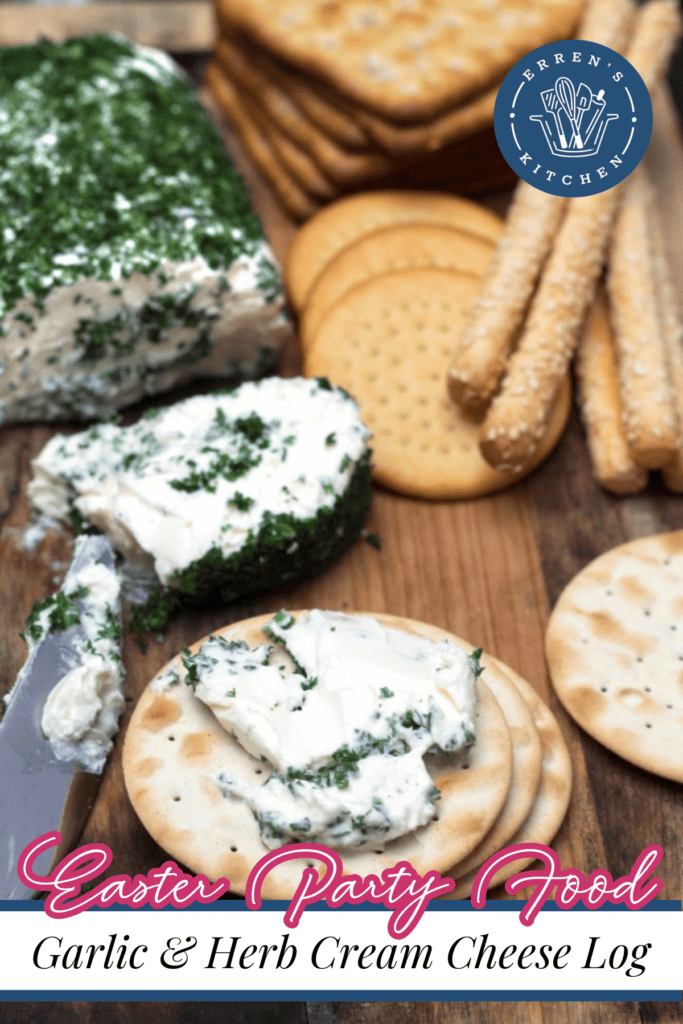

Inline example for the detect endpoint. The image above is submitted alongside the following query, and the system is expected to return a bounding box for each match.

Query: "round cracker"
[441,661,543,882]
[123,611,513,897]
[546,531,683,784]
[301,223,495,349]
[304,268,572,499]
[441,662,572,899]
[283,190,504,310]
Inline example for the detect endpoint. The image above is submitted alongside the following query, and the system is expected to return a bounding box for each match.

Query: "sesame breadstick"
[479,187,619,471]
[651,207,683,490]
[479,0,681,471]
[606,164,679,468]
[447,0,636,417]
[447,187,568,416]
[575,287,649,494]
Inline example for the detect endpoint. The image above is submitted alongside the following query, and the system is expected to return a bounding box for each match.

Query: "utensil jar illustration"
[531,77,619,157]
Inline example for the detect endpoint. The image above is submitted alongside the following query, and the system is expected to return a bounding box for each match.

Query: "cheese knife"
[0,535,119,899]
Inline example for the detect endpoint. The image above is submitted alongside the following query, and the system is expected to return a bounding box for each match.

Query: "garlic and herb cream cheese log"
[0,35,287,423]
[181,609,480,850]
[28,378,372,630]
[13,538,125,773]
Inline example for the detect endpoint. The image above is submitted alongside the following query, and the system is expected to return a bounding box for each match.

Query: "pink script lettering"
[471,841,664,925]
[18,831,230,918]
[246,843,454,938]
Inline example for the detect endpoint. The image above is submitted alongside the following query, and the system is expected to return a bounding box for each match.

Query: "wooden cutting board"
[0,61,682,1024]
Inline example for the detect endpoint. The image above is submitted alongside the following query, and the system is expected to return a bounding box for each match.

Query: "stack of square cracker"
[206,0,585,220]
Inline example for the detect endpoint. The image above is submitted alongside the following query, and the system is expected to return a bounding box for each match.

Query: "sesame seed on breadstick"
[606,165,679,469]
[479,0,681,472]
[480,188,618,471]
[448,0,636,417]
[578,0,637,51]
[575,287,648,494]
[447,187,568,417]
[624,0,683,94]
[650,204,683,490]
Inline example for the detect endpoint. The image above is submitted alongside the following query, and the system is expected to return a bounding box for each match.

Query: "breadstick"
[447,0,637,417]
[606,165,679,468]
[447,187,568,416]
[623,0,683,94]
[576,287,649,494]
[577,0,637,50]
[650,208,683,490]
[480,0,681,471]
[479,187,619,470]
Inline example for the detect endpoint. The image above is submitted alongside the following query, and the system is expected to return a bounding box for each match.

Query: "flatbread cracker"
[304,268,571,499]
[215,23,498,157]
[546,531,683,784]
[441,661,543,882]
[301,223,495,349]
[350,85,498,157]
[214,19,372,150]
[284,191,504,311]
[442,662,573,899]
[123,612,513,897]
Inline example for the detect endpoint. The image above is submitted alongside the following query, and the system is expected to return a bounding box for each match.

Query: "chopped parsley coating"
[0,35,271,317]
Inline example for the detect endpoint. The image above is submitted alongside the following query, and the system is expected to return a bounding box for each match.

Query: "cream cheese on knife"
[15,538,125,773]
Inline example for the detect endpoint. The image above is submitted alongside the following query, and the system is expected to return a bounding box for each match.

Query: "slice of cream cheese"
[28,377,371,586]
[181,610,479,850]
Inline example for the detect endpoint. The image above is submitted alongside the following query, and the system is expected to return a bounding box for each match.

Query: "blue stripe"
[0,899,680,912]
[0,990,679,1002]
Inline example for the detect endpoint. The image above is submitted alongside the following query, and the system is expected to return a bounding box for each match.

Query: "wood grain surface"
[0,39,682,1024]
[0,2,215,50]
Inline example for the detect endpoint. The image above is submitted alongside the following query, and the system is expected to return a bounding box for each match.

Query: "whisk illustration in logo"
[494,39,653,197]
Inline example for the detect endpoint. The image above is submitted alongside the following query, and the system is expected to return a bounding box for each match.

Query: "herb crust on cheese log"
[0,35,287,423]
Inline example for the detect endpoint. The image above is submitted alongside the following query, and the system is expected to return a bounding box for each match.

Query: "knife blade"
[0,534,121,899]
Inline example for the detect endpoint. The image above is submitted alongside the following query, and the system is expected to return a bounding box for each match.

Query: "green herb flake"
[470,648,484,678]
[228,491,254,512]
[21,585,89,642]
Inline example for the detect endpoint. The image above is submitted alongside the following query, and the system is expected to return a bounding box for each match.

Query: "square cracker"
[206,61,322,220]
[215,0,585,123]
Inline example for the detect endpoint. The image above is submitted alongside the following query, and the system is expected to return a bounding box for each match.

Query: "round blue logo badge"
[493,39,653,197]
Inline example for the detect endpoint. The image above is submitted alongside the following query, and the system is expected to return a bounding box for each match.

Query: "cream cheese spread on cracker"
[183,610,479,849]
